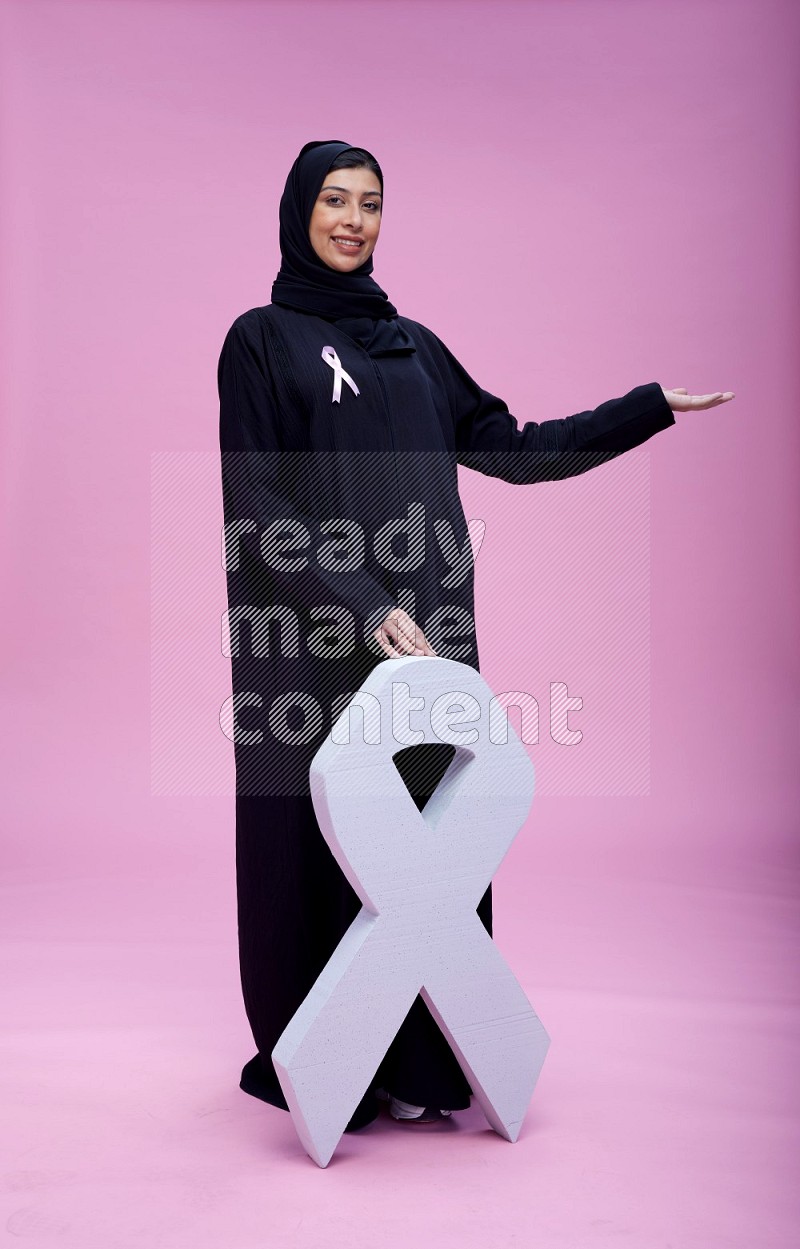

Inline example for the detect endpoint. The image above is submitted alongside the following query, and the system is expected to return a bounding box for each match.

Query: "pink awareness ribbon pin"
[321,345,360,404]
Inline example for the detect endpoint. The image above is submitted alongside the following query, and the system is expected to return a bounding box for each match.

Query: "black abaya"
[218,302,676,1128]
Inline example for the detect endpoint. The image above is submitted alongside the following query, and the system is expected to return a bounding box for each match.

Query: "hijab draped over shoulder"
[271,139,415,357]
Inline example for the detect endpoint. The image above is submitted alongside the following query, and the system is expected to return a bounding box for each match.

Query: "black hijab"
[271,140,415,357]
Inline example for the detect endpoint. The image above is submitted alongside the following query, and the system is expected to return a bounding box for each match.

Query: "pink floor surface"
[2,847,798,1248]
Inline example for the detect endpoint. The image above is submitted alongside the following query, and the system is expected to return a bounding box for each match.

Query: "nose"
[344,203,363,229]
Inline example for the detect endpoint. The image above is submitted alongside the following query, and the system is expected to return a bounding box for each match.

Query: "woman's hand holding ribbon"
[374,608,437,659]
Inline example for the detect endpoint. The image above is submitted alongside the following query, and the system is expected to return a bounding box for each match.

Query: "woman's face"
[308,165,382,272]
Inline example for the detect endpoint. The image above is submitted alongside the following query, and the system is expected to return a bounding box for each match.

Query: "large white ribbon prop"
[272,655,549,1167]
[321,345,360,403]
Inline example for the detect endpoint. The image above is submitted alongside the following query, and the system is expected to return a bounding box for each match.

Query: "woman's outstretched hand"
[374,608,437,659]
[661,386,735,410]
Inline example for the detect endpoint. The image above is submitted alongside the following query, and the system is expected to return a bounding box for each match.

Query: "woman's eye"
[324,196,380,212]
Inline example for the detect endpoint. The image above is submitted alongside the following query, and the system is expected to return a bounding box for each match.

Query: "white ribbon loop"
[321,345,360,403]
[271,656,549,1167]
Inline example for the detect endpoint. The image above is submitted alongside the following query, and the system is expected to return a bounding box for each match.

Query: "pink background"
[2,0,798,1244]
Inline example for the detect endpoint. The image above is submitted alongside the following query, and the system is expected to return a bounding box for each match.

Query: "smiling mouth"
[331,237,364,249]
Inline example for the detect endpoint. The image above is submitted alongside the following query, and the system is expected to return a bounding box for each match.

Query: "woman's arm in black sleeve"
[426,330,676,483]
[218,312,396,629]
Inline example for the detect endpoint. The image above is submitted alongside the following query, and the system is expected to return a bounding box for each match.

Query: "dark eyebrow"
[320,184,383,198]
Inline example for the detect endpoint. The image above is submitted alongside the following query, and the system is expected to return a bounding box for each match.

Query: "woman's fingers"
[374,629,403,658]
[393,618,431,655]
[398,615,437,656]
[394,610,437,656]
[689,391,735,408]
[415,627,437,656]
[374,609,437,657]
[374,613,414,657]
[389,609,421,653]
[663,386,735,411]
[374,616,404,656]
[381,612,414,654]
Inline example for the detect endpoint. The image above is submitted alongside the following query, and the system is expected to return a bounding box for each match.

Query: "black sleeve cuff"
[577,382,675,453]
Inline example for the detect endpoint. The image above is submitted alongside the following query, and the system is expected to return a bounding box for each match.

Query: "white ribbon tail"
[321,345,360,404]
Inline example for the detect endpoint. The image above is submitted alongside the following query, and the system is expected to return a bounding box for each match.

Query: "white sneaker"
[375,1088,452,1122]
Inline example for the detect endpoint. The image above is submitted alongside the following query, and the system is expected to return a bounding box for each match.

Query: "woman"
[218,139,733,1131]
